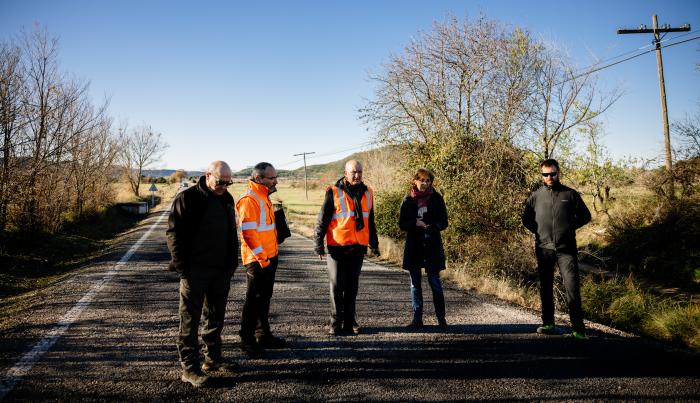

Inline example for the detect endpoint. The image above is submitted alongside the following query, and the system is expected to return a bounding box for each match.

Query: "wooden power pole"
[293,151,315,200]
[617,15,690,200]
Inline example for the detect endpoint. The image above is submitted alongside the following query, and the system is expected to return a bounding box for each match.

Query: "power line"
[556,34,700,86]
[569,29,699,77]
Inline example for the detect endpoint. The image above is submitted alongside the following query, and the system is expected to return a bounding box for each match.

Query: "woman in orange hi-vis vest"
[236,162,286,356]
[314,160,380,336]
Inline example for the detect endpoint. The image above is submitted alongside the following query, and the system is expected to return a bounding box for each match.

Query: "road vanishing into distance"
[0,209,698,401]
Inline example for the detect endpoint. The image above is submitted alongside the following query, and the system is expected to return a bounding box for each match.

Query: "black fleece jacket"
[522,182,591,251]
[166,176,238,277]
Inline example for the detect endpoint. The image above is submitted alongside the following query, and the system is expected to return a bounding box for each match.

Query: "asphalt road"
[0,209,698,402]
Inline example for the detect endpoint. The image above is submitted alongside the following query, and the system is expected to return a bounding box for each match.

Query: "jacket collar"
[248,179,270,198]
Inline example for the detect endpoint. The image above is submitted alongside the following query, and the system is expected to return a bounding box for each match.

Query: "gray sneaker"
[181,367,209,388]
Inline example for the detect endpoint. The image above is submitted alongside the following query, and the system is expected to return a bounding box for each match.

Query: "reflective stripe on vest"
[243,190,276,232]
[331,189,371,220]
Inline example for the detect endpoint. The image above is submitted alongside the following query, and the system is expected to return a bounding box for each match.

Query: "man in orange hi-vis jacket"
[237,162,286,356]
[314,160,380,336]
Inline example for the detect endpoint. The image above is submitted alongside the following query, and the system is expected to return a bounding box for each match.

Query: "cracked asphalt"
[0,209,698,402]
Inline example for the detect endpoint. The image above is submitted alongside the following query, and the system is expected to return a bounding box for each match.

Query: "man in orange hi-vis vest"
[237,162,285,356]
[314,160,380,336]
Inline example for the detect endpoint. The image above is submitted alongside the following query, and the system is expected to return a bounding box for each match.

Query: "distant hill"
[143,145,400,181]
[142,169,205,178]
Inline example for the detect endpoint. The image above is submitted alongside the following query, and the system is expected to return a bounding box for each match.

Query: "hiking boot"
[181,367,209,388]
[406,319,424,330]
[437,318,448,330]
[570,330,589,340]
[536,324,557,335]
[202,357,239,373]
[240,339,264,357]
[257,334,287,349]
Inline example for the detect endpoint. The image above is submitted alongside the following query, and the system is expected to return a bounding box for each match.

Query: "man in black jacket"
[314,160,380,336]
[522,159,591,340]
[166,160,239,387]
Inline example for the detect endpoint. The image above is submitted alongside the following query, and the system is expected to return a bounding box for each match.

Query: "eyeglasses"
[541,172,558,177]
[215,179,234,187]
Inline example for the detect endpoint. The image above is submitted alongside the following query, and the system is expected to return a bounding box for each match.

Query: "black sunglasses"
[541,172,558,177]
[215,179,234,187]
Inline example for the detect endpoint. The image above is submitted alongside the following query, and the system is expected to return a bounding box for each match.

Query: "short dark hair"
[540,159,560,171]
[251,162,274,180]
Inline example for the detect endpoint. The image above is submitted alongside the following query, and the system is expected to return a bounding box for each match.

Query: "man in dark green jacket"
[522,159,591,340]
[166,160,239,387]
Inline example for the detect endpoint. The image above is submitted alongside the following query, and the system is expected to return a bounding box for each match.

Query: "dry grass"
[442,265,540,308]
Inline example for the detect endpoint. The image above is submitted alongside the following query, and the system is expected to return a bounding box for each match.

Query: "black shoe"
[202,357,239,373]
[181,367,210,388]
[406,319,424,329]
[257,334,287,349]
[240,339,264,357]
[437,318,448,330]
[328,325,341,336]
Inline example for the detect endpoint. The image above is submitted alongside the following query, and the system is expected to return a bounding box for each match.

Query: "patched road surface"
[0,210,698,401]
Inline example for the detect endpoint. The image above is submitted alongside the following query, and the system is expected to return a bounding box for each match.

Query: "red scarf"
[410,186,433,209]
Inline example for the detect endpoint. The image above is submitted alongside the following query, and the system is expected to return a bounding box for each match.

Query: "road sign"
[148,183,157,192]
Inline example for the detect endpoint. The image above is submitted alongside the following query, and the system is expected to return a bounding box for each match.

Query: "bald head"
[205,160,232,195]
[344,160,363,185]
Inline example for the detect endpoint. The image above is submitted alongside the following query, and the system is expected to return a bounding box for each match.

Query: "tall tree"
[0,42,25,232]
[117,123,168,197]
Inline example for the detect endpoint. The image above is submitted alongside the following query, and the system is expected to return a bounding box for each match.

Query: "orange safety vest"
[237,180,278,267]
[326,185,373,247]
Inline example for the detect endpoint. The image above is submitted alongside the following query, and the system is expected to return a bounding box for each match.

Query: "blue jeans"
[409,268,445,321]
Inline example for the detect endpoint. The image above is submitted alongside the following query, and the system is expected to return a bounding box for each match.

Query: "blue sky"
[2,1,699,172]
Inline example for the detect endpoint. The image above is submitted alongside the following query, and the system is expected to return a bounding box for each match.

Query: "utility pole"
[617,15,690,200]
[293,151,315,200]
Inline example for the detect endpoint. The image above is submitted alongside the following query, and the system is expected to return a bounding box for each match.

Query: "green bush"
[374,190,405,239]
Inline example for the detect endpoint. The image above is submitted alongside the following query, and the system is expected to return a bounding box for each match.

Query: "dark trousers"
[177,268,232,370]
[409,268,445,321]
[240,257,278,342]
[327,252,364,329]
[536,247,585,332]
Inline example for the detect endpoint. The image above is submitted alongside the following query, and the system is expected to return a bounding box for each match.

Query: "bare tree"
[672,104,700,159]
[117,123,168,197]
[0,41,26,232]
[362,16,540,146]
[16,27,95,233]
[526,48,622,160]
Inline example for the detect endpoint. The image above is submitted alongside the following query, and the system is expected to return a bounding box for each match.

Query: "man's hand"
[416,219,429,229]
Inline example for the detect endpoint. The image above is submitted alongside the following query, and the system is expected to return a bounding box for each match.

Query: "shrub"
[374,190,405,239]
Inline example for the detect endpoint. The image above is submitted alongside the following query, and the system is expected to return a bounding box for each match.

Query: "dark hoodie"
[314,177,379,257]
[522,182,591,251]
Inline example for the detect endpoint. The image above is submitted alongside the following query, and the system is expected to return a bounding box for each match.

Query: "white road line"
[0,211,168,400]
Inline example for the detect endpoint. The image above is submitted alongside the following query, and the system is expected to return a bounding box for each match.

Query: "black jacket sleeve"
[398,197,416,232]
[426,193,448,231]
[368,205,379,251]
[573,191,592,229]
[166,192,189,275]
[314,187,335,255]
[521,193,537,234]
